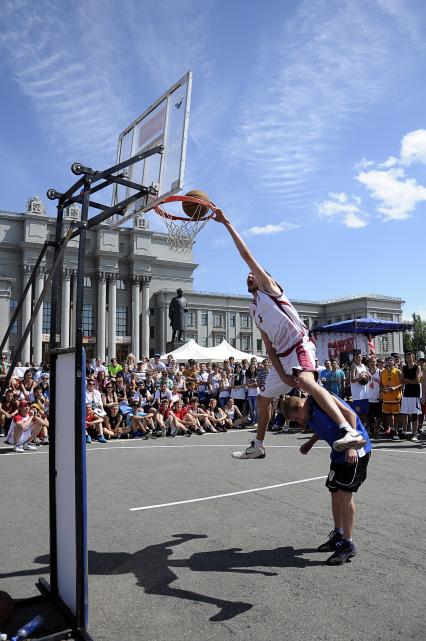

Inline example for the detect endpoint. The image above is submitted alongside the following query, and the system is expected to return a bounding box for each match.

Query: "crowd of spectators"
[1,349,425,452]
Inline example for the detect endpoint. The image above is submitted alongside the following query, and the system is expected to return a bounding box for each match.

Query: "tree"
[403,314,426,355]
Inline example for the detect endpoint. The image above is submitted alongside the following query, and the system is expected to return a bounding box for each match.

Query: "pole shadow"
[0,534,325,622]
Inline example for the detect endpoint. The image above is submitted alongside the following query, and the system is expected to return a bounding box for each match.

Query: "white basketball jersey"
[250,286,308,354]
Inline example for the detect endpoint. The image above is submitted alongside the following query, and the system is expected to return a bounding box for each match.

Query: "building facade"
[0,197,405,362]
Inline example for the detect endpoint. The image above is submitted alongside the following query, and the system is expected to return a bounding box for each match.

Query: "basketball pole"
[0,146,164,641]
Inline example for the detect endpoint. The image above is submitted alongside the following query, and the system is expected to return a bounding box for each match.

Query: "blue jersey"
[307,396,371,463]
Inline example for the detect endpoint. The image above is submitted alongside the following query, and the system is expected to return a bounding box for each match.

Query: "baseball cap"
[155,353,160,357]
[20,400,28,407]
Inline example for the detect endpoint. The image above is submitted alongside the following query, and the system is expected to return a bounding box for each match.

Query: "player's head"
[281,396,308,425]
[246,272,258,293]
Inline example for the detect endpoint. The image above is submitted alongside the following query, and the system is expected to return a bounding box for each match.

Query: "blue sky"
[0,0,425,318]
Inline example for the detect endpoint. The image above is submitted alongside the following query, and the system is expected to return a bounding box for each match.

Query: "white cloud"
[379,156,399,168]
[228,0,422,203]
[356,167,426,220]
[243,221,299,236]
[316,193,368,228]
[354,158,376,170]
[400,129,426,166]
[0,0,209,165]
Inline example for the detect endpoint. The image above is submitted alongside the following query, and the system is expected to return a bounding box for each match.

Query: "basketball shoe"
[232,440,265,460]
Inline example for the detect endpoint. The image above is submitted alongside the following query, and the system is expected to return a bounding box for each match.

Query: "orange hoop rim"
[150,194,218,221]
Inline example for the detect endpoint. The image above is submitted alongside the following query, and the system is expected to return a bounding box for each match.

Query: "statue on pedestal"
[169,288,188,342]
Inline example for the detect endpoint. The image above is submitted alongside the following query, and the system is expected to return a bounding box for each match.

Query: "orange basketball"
[182,190,210,220]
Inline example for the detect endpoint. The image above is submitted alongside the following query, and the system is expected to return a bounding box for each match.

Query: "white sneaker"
[14,444,25,453]
[232,440,266,460]
[333,429,366,452]
[23,443,38,451]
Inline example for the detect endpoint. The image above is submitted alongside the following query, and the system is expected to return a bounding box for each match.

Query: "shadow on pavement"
[0,534,325,622]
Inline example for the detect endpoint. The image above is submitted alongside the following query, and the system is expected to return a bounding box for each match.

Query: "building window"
[9,300,18,334]
[186,311,195,327]
[241,335,252,352]
[116,305,128,336]
[42,302,51,334]
[201,337,208,347]
[83,276,92,288]
[186,333,197,343]
[345,315,352,320]
[313,319,319,327]
[150,308,154,316]
[230,338,236,347]
[257,339,262,352]
[240,313,250,329]
[214,334,225,346]
[201,312,208,326]
[116,279,126,290]
[150,326,154,339]
[335,317,342,323]
[229,314,236,327]
[213,312,224,328]
[82,304,94,336]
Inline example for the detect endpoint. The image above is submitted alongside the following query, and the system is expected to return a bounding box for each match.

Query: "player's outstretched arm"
[213,208,280,295]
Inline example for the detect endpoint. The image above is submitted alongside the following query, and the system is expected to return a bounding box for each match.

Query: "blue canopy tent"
[313,317,412,335]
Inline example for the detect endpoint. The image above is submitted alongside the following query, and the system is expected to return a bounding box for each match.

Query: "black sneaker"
[326,540,356,565]
[317,530,343,552]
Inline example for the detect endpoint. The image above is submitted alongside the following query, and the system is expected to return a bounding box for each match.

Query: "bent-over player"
[282,393,371,565]
[213,208,365,459]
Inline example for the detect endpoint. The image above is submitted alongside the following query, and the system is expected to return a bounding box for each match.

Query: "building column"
[0,278,12,355]
[97,272,107,362]
[141,276,151,357]
[32,267,44,365]
[107,274,117,360]
[131,276,141,359]
[61,269,71,349]
[21,265,32,364]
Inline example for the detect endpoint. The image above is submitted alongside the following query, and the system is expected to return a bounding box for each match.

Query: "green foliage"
[403,314,426,355]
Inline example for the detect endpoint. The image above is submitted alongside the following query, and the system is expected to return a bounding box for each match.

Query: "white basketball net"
[161,216,211,253]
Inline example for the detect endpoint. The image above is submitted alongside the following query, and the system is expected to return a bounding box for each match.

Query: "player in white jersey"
[213,209,365,459]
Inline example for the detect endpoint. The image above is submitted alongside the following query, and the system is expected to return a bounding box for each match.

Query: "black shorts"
[326,453,370,494]
[368,402,382,418]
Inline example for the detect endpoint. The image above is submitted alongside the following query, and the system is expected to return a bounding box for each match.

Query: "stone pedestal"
[165,340,186,355]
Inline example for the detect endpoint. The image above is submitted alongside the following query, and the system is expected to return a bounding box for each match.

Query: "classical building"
[0,197,405,362]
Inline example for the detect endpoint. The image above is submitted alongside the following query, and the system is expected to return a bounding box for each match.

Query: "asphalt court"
[1,430,426,641]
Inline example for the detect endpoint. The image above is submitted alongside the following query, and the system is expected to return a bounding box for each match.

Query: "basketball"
[182,190,210,220]
[359,374,369,385]
[0,590,14,625]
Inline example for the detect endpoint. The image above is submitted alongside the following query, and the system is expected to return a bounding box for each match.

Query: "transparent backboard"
[111,71,192,226]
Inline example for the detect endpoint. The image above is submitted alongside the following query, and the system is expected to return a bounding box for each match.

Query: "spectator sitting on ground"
[104,403,130,439]
[149,353,167,375]
[0,389,18,437]
[223,398,245,429]
[85,403,108,443]
[153,382,173,408]
[6,400,45,453]
[205,398,228,432]
[167,399,192,437]
[31,386,49,444]
[127,401,151,439]
[20,369,37,401]
[102,382,118,415]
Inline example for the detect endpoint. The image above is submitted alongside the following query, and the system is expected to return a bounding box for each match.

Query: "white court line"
[130,476,328,512]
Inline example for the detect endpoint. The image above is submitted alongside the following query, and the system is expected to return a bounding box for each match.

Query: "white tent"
[204,339,263,363]
[160,339,210,363]
[161,338,263,363]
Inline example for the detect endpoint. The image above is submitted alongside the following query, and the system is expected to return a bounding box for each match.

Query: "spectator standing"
[246,363,259,426]
[400,352,422,442]
[108,357,123,377]
[319,360,332,390]
[325,360,346,398]
[380,356,403,440]
[366,356,381,438]
[350,353,370,426]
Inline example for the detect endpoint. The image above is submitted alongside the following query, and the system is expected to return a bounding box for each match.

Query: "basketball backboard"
[111,71,192,226]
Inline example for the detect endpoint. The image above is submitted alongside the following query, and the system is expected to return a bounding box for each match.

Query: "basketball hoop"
[150,194,217,253]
